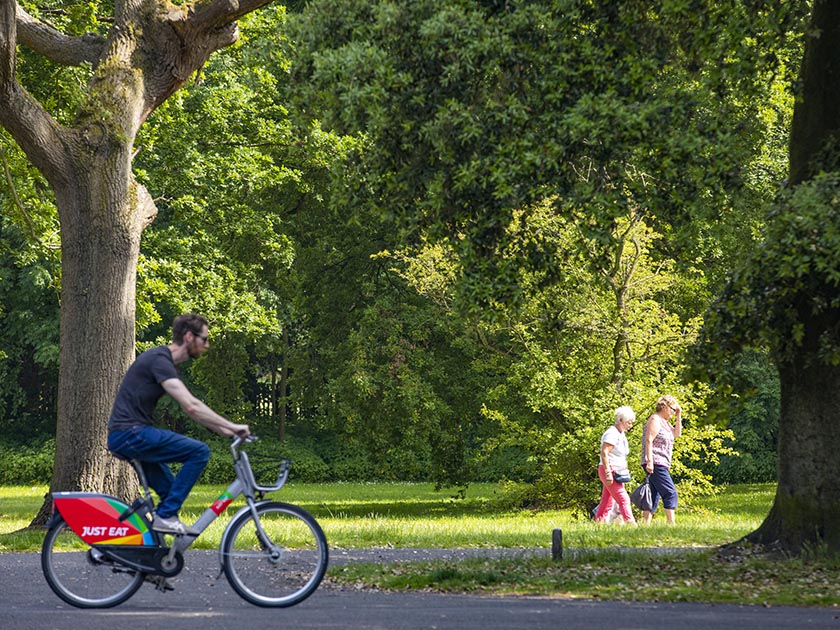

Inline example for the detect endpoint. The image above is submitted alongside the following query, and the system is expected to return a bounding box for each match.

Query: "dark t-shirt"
[108,345,180,432]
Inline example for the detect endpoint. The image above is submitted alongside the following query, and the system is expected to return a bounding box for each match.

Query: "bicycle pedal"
[145,574,175,592]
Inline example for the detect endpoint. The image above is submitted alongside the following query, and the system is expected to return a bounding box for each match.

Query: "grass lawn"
[0,481,774,552]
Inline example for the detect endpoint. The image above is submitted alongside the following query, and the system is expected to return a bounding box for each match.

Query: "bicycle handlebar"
[231,433,257,449]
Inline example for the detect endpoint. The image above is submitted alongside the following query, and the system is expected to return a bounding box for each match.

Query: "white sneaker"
[152,514,198,536]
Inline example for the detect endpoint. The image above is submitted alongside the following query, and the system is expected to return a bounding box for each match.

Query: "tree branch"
[0,0,70,187]
[0,0,15,89]
[141,0,274,112]
[187,0,275,29]
[135,180,158,229]
[16,4,105,66]
[161,0,275,49]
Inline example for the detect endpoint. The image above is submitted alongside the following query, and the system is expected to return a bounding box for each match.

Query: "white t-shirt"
[598,425,629,470]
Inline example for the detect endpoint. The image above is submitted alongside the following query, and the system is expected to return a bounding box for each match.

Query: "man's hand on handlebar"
[223,423,250,439]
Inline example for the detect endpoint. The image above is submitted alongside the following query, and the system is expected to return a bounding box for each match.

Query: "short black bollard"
[551,528,563,560]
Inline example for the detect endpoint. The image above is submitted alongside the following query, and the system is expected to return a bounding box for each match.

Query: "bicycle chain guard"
[53,492,156,546]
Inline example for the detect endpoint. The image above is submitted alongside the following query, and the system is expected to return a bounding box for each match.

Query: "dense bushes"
[0,350,779,490]
[199,435,332,485]
[0,433,482,485]
[0,420,777,488]
[0,439,55,485]
[0,436,336,485]
[700,352,780,484]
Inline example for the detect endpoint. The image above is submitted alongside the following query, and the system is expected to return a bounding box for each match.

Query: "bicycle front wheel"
[221,501,328,607]
[41,516,144,608]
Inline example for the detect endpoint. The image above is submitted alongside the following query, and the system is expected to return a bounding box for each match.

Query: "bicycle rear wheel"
[41,516,144,608]
[221,501,328,607]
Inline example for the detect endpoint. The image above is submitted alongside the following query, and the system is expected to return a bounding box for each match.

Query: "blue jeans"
[108,426,210,519]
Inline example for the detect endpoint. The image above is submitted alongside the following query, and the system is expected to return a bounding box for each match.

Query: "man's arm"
[162,378,249,437]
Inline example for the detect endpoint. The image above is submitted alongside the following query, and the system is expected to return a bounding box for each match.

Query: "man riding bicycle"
[108,314,249,536]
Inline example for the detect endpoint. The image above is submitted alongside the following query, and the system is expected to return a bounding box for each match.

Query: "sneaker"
[152,514,199,536]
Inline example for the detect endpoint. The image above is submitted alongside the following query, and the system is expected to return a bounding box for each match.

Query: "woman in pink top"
[594,406,637,524]
[641,395,683,524]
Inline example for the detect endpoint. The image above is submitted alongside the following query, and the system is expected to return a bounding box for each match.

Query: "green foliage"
[0,0,801,506]
[0,438,54,484]
[0,138,60,440]
[443,201,725,507]
[700,351,779,484]
[703,173,840,367]
[670,423,737,506]
[191,334,253,421]
[289,0,803,305]
[284,0,800,500]
[128,5,318,424]
[470,446,536,483]
[324,442,378,482]
[199,436,331,484]
[291,275,485,483]
[532,424,604,513]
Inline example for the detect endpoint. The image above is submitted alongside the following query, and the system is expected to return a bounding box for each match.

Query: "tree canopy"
[5,0,839,552]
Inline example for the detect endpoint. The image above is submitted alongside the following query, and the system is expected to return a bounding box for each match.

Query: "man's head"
[172,314,210,359]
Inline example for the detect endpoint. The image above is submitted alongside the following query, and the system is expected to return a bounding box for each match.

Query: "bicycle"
[41,435,329,609]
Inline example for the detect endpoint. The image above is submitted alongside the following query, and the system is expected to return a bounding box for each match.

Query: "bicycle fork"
[244,498,283,562]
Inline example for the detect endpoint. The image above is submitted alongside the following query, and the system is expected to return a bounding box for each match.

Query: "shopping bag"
[630,475,654,511]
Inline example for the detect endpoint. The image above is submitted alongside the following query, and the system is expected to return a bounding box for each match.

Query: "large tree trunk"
[2,0,274,527]
[748,341,840,551]
[31,142,154,524]
[746,0,840,553]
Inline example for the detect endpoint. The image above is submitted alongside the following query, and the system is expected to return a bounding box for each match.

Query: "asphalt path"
[4,550,840,629]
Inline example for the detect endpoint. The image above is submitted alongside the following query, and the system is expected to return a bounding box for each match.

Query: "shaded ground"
[6,550,840,629]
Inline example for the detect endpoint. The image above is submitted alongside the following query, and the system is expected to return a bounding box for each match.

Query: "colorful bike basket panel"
[53,492,156,546]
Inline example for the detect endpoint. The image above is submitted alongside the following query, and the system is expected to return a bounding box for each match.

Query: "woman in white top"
[593,406,637,524]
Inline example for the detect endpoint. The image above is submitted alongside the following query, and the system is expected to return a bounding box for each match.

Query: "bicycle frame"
[51,437,290,574]
[172,441,291,559]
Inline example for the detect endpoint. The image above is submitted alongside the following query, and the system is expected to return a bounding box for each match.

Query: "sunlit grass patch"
[2,481,772,553]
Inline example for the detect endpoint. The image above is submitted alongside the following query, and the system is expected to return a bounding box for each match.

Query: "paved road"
[4,551,840,629]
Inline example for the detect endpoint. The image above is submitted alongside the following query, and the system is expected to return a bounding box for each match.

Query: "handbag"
[630,475,655,511]
[612,469,631,484]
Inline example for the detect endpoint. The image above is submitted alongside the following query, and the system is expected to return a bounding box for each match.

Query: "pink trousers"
[594,464,636,523]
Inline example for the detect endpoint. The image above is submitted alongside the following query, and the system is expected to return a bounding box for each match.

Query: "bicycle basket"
[243,454,291,492]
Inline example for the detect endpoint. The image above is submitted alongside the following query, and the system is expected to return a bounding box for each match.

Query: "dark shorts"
[649,465,678,511]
